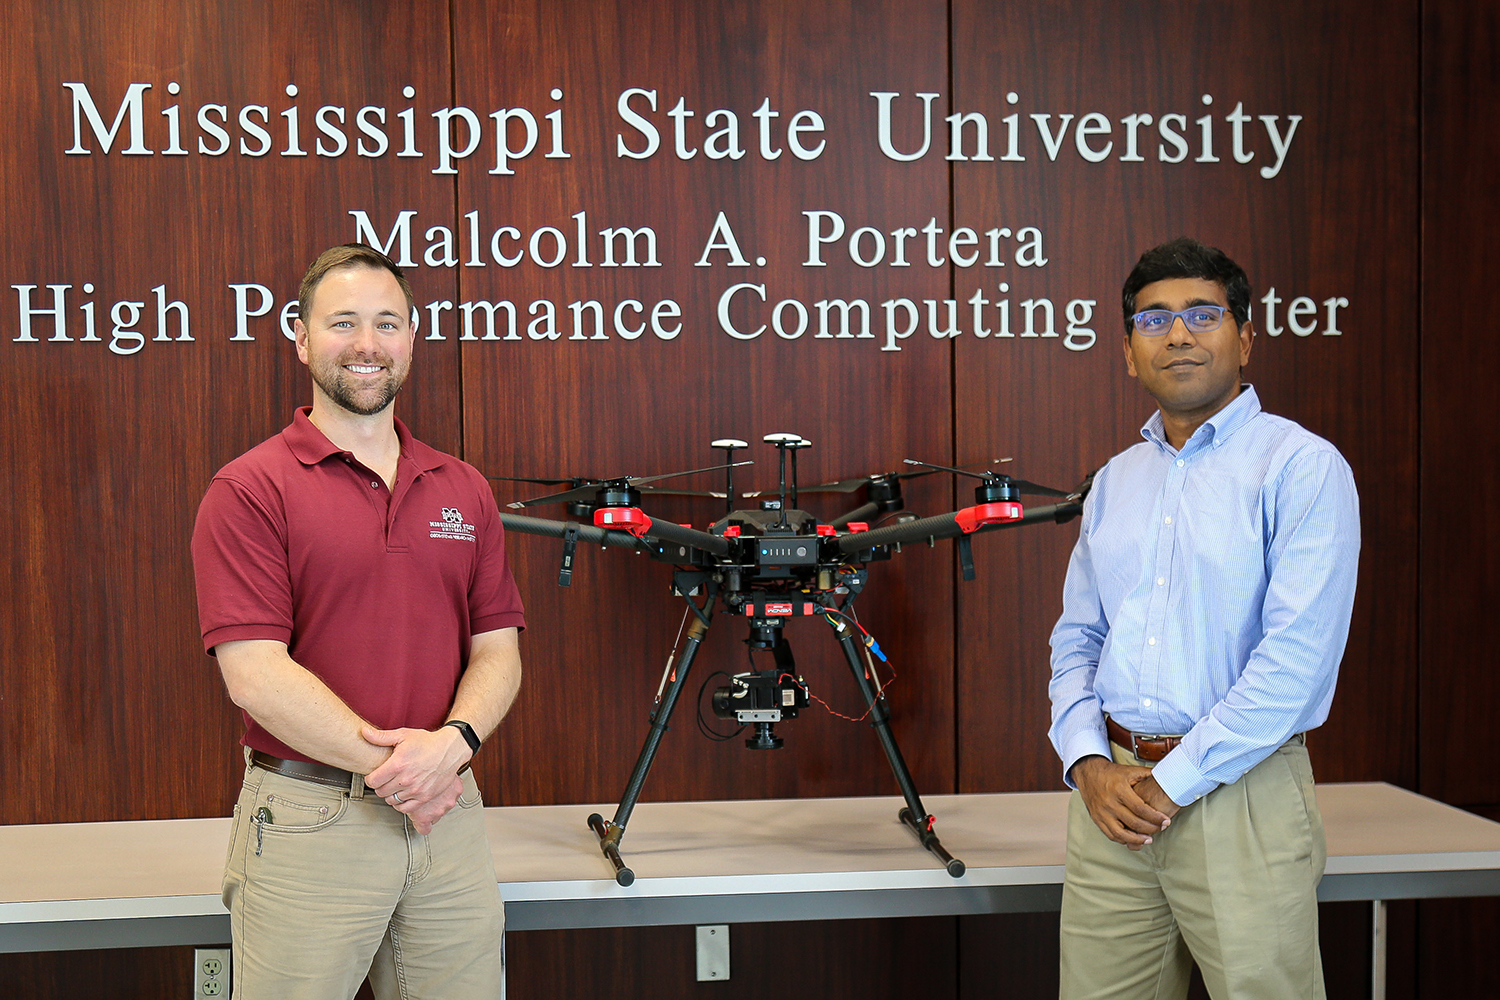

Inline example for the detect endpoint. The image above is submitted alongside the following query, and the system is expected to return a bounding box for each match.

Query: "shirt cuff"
[471,611,526,635]
[202,623,293,654]
[1150,750,1218,806]
[1060,729,1113,790]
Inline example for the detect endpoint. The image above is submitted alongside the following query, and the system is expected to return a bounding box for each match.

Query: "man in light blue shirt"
[1049,238,1359,999]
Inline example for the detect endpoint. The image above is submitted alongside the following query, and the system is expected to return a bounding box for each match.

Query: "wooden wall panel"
[452,0,959,814]
[0,2,458,993]
[0,1,458,827]
[0,0,1488,996]
[509,918,956,999]
[949,0,1420,795]
[1419,0,1499,808]
[1418,5,1500,995]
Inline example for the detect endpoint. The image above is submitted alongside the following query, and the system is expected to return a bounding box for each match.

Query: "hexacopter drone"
[497,434,1089,885]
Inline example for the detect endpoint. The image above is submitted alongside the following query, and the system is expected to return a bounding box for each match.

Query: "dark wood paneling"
[1,2,458,994]
[1417,5,1500,994]
[0,0,459,828]
[453,0,958,812]
[1,0,1487,996]
[1419,0,1500,806]
[950,0,1420,794]
[0,946,195,998]
[509,918,956,1000]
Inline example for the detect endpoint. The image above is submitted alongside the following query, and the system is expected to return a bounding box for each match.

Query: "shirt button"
[1176,459,1185,468]
[1163,515,1173,525]
[370,481,379,489]
[1143,698,1152,707]
[1148,637,1158,646]
[1156,577,1166,586]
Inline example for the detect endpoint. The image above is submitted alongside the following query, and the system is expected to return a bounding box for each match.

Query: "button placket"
[1141,455,1187,729]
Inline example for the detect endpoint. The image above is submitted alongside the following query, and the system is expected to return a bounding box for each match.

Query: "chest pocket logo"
[430,506,477,542]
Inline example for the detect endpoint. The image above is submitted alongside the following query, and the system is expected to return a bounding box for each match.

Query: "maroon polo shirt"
[192,408,525,763]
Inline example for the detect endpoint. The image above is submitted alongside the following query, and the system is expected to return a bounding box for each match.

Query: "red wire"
[804,668,897,723]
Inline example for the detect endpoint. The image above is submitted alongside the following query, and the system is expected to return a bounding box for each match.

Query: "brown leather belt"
[251,750,365,792]
[1105,717,1185,763]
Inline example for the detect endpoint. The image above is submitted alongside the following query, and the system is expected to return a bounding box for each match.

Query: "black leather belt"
[250,750,363,791]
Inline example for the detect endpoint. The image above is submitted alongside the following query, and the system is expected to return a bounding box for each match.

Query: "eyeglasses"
[1130,305,1232,336]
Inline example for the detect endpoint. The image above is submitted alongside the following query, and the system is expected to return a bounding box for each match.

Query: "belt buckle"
[1130,731,1171,759]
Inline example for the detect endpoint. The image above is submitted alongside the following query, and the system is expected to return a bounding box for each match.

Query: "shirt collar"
[1139,384,1262,452]
[281,406,445,473]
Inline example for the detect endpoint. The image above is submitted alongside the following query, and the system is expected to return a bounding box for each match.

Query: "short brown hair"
[298,243,415,324]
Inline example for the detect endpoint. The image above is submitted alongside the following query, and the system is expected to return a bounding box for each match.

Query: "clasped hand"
[1071,755,1181,851]
[362,726,472,835]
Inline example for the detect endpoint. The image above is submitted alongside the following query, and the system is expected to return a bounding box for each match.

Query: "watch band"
[444,719,482,754]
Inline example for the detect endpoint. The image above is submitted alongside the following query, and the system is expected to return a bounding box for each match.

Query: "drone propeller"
[798,458,1013,495]
[506,461,753,509]
[902,458,1071,498]
[487,474,592,487]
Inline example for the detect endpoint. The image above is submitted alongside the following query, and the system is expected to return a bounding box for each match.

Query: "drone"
[496,434,1090,885]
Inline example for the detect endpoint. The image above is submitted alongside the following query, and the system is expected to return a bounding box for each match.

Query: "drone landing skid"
[586,572,965,886]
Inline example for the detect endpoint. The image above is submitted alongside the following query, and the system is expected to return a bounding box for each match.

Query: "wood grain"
[0,0,1486,996]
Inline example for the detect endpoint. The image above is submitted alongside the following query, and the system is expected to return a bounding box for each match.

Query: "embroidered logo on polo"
[429,506,476,542]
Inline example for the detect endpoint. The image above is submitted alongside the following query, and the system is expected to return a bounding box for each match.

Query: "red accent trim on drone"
[815,524,837,537]
[593,506,653,538]
[846,522,869,532]
[954,501,1024,534]
[722,525,742,537]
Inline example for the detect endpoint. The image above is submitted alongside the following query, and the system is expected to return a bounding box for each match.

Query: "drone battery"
[756,538,818,568]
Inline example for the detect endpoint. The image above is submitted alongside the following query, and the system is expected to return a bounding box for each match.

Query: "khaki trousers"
[223,754,504,1000]
[1059,740,1326,1000]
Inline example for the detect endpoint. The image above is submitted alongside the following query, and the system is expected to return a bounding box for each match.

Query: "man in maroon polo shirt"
[192,244,524,999]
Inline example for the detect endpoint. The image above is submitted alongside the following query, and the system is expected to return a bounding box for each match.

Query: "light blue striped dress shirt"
[1048,385,1360,806]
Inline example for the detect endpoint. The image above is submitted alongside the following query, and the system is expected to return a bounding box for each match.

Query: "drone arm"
[835,511,970,552]
[835,500,1084,553]
[829,501,881,530]
[499,512,643,550]
[639,518,732,557]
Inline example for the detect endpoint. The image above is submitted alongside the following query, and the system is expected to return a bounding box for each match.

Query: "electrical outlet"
[194,947,231,998]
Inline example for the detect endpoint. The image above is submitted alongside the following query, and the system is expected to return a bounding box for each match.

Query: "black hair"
[1120,237,1251,335]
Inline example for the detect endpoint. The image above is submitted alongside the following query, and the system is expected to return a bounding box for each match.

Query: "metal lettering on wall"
[6,81,1350,357]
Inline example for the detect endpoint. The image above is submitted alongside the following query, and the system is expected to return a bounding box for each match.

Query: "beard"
[309,349,409,416]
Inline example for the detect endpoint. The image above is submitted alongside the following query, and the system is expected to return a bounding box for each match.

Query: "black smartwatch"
[444,719,482,754]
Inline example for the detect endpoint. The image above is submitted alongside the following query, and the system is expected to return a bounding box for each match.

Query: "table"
[5,783,1499,996]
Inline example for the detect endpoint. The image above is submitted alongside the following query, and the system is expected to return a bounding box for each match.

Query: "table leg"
[1370,898,1387,1000]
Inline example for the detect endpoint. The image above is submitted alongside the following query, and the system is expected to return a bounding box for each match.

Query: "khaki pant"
[1059,740,1326,1000]
[223,754,504,1000]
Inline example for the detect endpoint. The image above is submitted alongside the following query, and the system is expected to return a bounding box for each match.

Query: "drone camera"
[711,670,809,727]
